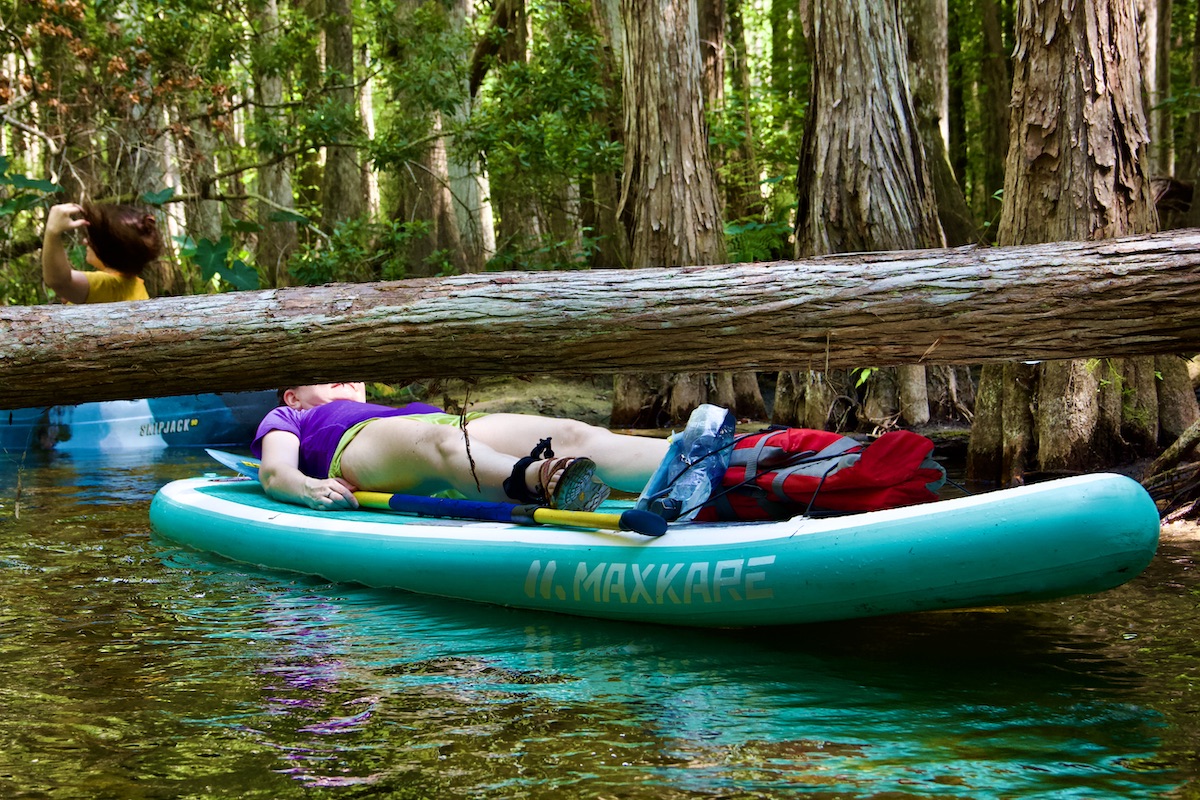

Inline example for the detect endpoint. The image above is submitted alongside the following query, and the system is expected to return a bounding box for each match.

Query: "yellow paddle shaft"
[352,491,627,531]
[531,508,627,530]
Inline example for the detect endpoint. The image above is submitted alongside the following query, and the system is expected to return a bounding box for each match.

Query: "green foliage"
[485,228,604,273]
[140,187,177,207]
[461,1,621,195]
[0,157,65,305]
[0,157,63,218]
[286,216,442,285]
[11,0,1194,313]
[175,228,261,293]
[367,0,472,170]
[725,218,793,263]
[706,2,807,263]
[0,257,44,305]
[268,210,310,225]
[854,367,877,389]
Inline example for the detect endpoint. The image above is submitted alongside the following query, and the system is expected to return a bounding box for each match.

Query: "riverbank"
[373,375,619,428]
[1163,520,1200,541]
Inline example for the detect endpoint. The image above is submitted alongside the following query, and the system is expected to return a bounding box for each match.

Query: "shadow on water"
[0,448,1195,798]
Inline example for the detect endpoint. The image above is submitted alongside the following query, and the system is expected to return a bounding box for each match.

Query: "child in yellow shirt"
[41,202,163,303]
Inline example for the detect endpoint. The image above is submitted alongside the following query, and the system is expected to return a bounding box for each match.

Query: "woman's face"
[283,382,367,410]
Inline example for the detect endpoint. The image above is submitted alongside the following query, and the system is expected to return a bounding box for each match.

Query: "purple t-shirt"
[251,399,444,478]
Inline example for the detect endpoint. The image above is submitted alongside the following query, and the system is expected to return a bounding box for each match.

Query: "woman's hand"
[300,476,360,511]
[260,429,359,511]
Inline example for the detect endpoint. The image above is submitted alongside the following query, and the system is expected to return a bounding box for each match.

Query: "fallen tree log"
[2,229,1200,409]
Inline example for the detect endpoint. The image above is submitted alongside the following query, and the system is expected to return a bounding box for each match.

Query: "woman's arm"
[41,204,93,304]
[259,429,359,510]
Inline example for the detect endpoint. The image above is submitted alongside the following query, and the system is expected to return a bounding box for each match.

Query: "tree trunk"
[321,0,366,228]
[1001,362,1037,482]
[587,0,631,268]
[902,0,978,247]
[475,0,546,267]
[293,0,325,234]
[795,0,943,256]
[358,43,381,220]
[969,0,1161,484]
[613,0,727,426]
[253,0,299,288]
[862,367,899,427]
[1037,359,1103,472]
[720,0,769,420]
[1182,6,1200,229]
[977,0,1010,237]
[947,2,967,192]
[1157,355,1200,441]
[771,370,804,425]
[926,364,975,424]
[967,363,1004,482]
[732,372,768,420]
[1000,2,1155,244]
[697,0,725,113]
[789,0,944,431]
[902,0,977,432]
[619,0,725,267]
[447,0,493,272]
[177,115,223,244]
[1122,355,1161,451]
[897,364,931,426]
[391,111,469,276]
[1144,0,1174,177]
[7,232,1200,409]
[164,106,220,297]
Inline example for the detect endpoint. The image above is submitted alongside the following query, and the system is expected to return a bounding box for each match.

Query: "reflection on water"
[0,449,1195,797]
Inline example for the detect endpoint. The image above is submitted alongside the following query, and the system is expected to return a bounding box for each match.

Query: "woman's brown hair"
[82,202,164,277]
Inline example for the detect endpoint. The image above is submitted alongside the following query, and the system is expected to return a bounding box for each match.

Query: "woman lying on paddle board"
[254,383,670,513]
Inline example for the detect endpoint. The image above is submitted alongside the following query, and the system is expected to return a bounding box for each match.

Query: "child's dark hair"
[82,202,164,277]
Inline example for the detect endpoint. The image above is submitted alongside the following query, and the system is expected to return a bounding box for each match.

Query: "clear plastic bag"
[636,404,737,522]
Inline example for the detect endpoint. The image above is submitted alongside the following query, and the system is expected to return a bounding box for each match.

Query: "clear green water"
[0,448,1197,798]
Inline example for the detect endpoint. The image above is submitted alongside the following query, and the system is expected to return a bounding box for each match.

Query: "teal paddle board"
[150,471,1161,628]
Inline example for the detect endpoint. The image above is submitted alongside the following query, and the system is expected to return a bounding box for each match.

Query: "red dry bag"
[695,427,946,521]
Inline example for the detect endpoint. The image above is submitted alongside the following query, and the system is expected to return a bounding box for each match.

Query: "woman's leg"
[465,414,669,493]
[335,416,625,505]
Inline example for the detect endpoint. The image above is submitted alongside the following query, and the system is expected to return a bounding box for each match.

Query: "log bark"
[4,230,1200,409]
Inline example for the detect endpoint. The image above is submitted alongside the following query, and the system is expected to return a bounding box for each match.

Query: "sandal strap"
[537,457,576,498]
[502,437,556,503]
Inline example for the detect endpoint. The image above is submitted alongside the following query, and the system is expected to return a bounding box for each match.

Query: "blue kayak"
[1,391,276,454]
[150,472,1161,628]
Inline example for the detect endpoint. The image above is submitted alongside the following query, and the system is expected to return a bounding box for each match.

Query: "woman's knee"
[524,417,607,454]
